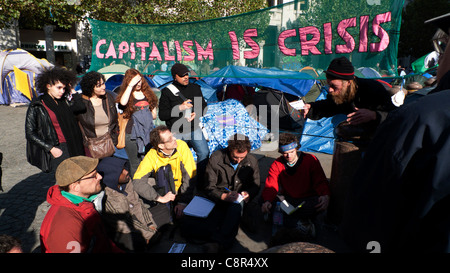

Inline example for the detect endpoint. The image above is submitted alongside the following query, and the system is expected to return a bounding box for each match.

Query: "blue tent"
[1,69,39,104]
[299,87,346,154]
[202,65,315,97]
[152,74,218,103]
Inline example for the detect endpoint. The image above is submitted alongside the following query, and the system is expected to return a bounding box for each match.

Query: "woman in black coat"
[25,67,85,173]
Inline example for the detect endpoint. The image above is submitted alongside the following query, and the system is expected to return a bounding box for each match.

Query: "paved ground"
[0,104,349,253]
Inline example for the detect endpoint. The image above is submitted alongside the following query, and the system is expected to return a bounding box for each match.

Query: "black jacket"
[25,93,85,172]
[203,149,260,203]
[308,77,396,125]
[158,81,207,133]
[77,92,119,145]
[340,90,450,253]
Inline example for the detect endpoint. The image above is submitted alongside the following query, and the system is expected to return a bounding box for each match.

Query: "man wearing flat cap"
[40,156,123,253]
[303,57,396,141]
[159,63,209,185]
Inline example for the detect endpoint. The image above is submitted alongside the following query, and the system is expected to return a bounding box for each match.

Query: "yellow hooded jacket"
[133,139,196,193]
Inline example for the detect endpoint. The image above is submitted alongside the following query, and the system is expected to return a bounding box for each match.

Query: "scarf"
[41,93,85,157]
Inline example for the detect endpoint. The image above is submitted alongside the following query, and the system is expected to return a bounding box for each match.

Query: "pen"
[224,187,231,192]
[296,201,306,208]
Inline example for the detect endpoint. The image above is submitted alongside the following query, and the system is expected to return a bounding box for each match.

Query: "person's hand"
[240,191,250,203]
[179,100,193,111]
[157,192,176,203]
[128,75,141,88]
[346,108,376,125]
[261,201,272,213]
[186,112,196,122]
[174,204,186,219]
[221,191,239,203]
[50,147,63,158]
[301,103,311,118]
[315,195,330,212]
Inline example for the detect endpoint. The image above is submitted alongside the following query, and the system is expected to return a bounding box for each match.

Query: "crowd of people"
[2,50,449,253]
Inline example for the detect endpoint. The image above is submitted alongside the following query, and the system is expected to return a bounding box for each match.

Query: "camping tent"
[202,65,315,98]
[200,65,316,132]
[200,99,269,154]
[357,67,382,78]
[152,74,218,103]
[0,49,53,104]
[97,64,131,80]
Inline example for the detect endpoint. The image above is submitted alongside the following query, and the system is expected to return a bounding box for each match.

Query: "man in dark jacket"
[181,134,260,252]
[302,57,396,141]
[158,63,209,177]
[340,89,450,253]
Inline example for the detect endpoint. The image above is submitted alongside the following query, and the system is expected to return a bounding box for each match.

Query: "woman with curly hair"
[25,67,85,172]
[116,68,158,174]
[77,71,119,157]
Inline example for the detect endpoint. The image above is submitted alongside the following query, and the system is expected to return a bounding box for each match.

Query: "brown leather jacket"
[77,92,119,145]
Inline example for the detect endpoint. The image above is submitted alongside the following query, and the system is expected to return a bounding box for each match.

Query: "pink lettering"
[359,16,369,52]
[278,29,296,56]
[118,41,129,59]
[182,41,196,61]
[243,29,260,59]
[195,40,214,61]
[163,41,175,61]
[228,31,240,60]
[336,17,357,54]
[370,12,391,52]
[148,42,162,61]
[105,40,117,59]
[95,39,106,59]
[175,41,182,61]
[323,23,333,54]
[299,26,321,55]
[130,43,135,60]
[136,42,149,61]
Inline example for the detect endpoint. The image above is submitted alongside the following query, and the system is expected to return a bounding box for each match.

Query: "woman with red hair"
[116,69,158,175]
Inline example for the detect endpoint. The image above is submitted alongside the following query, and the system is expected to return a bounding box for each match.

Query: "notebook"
[183,196,215,218]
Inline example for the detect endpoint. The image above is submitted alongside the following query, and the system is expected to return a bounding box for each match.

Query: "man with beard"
[302,57,396,141]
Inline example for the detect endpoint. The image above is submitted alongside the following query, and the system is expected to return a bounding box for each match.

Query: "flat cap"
[55,156,99,187]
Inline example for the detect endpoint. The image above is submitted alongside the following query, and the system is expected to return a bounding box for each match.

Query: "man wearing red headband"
[302,57,396,141]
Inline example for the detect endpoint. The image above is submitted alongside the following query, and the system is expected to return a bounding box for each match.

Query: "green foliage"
[0,0,267,29]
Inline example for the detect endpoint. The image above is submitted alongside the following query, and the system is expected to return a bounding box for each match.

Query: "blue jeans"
[176,128,210,163]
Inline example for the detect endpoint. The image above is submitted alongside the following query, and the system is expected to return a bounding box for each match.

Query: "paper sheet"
[183,196,215,218]
[289,100,306,110]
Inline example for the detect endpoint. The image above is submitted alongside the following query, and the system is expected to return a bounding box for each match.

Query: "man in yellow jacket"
[133,125,197,219]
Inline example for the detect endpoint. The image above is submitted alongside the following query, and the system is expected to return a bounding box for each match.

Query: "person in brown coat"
[97,156,158,252]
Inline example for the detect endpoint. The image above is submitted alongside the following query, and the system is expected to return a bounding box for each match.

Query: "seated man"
[97,157,158,252]
[182,134,260,252]
[261,133,330,237]
[132,125,197,220]
[40,156,123,253]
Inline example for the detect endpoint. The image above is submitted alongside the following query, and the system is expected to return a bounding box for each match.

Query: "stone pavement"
[0,104,349,253]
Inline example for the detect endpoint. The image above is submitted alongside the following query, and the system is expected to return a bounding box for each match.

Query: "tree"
[0,0,267,29]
